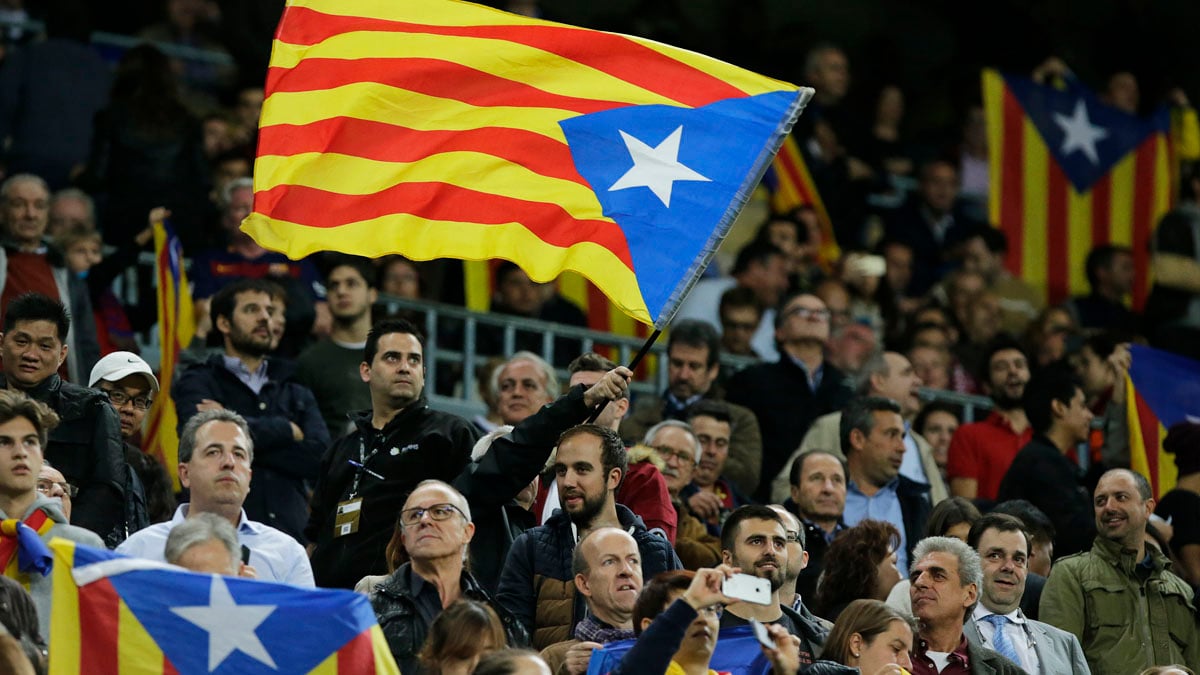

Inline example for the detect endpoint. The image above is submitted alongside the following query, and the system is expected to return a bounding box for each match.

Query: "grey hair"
[856,351,891,395]
[643,419,701,463]
[409,479,472,523]
[0,173,49,202]
[489,351,560,401]
[179,409,254,463]
[49,188,96,224]
[220,176,254,210]
[164,512,240,575]
[911,535,982,620]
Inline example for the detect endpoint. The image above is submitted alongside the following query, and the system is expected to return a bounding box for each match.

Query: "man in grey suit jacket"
[966,514,1090,674]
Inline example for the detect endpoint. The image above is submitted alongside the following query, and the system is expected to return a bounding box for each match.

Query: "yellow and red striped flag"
[763,135,842,267]
[1124,344,1198,498]
[983,69,1174,307]
[244,0,809,328]
[143,220,194,491]
[49,539,398,674]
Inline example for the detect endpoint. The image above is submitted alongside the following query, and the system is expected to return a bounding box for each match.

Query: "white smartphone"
[722,573,772,605]
[750,618,777,650]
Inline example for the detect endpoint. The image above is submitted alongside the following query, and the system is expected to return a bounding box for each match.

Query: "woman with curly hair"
[813,520,902,621]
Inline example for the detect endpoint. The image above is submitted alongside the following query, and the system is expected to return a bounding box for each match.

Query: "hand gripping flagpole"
[583,329,662,424]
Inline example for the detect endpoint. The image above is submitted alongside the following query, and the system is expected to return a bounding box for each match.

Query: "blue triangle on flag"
[1128,344,1200,428]
[561,90,799,322]
[1005,74,1169,193]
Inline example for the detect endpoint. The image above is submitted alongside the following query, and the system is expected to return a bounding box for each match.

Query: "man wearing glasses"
[370,479,528,673]
[727,292,855,502]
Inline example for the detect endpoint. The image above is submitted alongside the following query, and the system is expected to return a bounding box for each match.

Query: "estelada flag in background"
[245,0,810,328]
[143,220,194,491]
[761,135,841,267]
[983,69,1174,307]
[49,539,398,675]
[1125,344,1200,497]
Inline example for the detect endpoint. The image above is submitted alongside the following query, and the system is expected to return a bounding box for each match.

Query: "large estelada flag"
[244,0,810,328]
[983,69,1174,307]
[1125,344,1200,497]
[143,220,195,491]
[48,539,398,674]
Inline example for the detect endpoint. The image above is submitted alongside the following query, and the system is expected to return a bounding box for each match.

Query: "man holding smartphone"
[718,505,830,667]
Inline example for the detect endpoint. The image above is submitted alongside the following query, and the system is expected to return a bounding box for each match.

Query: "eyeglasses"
[101,389,153,411]
[783,306,831,322]
[784,531,802,543]
[697,604,724,618]
[399,503,465,527]
[36,480,78,498]
[654,445,695,464]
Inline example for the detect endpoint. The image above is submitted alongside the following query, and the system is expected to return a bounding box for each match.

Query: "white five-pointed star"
[1053,100,1109,165]
[608,125,710,207]
[171,576,278,671]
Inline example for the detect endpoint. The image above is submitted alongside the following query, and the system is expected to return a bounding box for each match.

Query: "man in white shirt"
[964,513,1088,674]
[118,409,313,586]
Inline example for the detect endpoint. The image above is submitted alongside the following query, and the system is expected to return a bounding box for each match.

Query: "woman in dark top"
[813,520,902,621]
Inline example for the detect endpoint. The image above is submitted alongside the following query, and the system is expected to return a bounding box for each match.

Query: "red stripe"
[586,282,610,332]
[335,631,375,674]
[255,183,635,269]
[999,88,1025,274]
[1046,161,1069,304]
[266,58,621,115]
[1131,138,1158,308]
[77,578,121,673]
[274,6,747,108]
[164,655,179,674]
[1091,175,1112,245]
[1133,389,1162,494]
[257,119,590,187]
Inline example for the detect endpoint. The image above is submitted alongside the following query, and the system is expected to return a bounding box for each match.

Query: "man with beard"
[496,424,681,651]
[173,279,330,542]
[964,514,1088,674]
[297,255,378,438]
[1041,469,1199,674]
[947,336,1033,504]
[719,505,829,666]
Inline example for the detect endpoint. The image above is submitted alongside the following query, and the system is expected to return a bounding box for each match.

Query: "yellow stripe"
[253,152,605,223]
[243,212,652,324]
[307,650,338,675]
[1021,117,1049,297]
[557,271,589,314]
[463,260,492,312]
[117,599,163,672]
[260,83,572,143]
[1108,152,1135,247]
[982,69,1007,226]
[370,626,402,674]
[48,540,81,674]
[1066,186,1091,298]
[270,33,691,108]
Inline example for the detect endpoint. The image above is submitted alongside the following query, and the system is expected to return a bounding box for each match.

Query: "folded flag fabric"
[587,625,771,675]
[48,539,398,674]
[245,0,810,328]
[1126,344,1200,496]
[0,513,53,580]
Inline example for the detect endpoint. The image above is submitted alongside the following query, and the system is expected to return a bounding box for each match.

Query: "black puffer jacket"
[495,504,682,650]
[370,564,528,675]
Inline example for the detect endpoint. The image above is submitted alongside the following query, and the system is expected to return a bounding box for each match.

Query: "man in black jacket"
[997,366,1096,559]
[370,479,527,673]
[0,292,123,542]
[173,279,329,543]
[306,317,478,589]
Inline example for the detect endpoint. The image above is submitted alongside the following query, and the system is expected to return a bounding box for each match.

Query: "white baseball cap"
[88,351,160,392]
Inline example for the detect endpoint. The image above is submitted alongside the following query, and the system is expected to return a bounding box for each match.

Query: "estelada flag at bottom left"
[48,539,398,674]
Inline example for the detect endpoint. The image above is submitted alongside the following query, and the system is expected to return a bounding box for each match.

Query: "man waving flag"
[244,0,810,328]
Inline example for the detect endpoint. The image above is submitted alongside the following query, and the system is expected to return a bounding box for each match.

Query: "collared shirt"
[845,478,908,573]
[407,566,448,627]
[784,353,824,393]
[899,421,930,491]
[972,604,1039,674]
[222,354,270,395]
[802,518,845,545]
[946,410,1033,501]
[911,634,971,675]
[663,391,704,419]
[116,504,315,587]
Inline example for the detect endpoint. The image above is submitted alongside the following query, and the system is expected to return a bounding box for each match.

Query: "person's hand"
[760,624,801,675]
[1168,87,1191,108]
[311,302,333,337]
[1108,343,1132,404]
[290,421,305,441]
[869,665,910,675]
[564,641,601,675]
[681,564,739,610]
[238,563,258,579]
[196,399,224,412]
[687,491,724,521]
[582,366,633,407]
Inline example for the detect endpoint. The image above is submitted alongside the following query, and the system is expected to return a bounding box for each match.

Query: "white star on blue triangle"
[1053,100,1109,165]
[608,126,711,207]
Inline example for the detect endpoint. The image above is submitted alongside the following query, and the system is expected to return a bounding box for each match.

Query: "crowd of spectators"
[0,2,1199,674]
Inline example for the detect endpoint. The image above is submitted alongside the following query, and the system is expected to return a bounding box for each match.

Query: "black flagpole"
[583,328,662,424]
